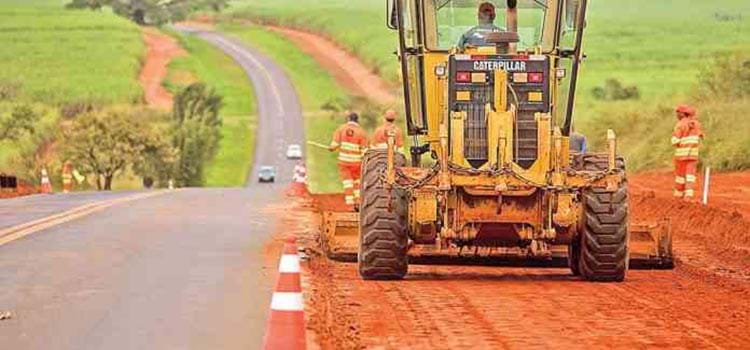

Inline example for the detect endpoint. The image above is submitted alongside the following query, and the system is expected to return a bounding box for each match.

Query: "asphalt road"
[0,29,304,349]
[178,26,305,185]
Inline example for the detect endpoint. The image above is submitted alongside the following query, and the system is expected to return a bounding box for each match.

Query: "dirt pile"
[630,170,750,219]
[632,192,750,280]
[0,179,39,199]
[309,193,351,213]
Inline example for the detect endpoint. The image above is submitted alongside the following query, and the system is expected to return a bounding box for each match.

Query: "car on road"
[286,144,303,159]
[258,166,276,183]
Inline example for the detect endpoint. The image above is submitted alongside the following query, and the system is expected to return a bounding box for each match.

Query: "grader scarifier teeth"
[320,211,359,262]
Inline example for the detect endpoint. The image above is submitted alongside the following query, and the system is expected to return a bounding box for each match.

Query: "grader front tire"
[579,184,630,282]
[358,150,408,280]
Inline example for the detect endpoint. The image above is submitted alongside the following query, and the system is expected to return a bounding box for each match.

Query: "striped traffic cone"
[262,237,306,350]
[287,163,310,198]
[40,168,53,194]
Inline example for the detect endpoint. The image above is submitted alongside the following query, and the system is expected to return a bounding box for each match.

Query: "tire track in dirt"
[140,28,186,109]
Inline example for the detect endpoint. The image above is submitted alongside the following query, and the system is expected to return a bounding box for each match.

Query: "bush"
[591,79,640,101]
[0,81,21,101]
[696,51,750,100]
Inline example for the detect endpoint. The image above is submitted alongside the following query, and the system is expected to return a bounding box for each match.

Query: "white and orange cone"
[262,237,306,350]
[40,168,53,194]
[287,163,310,198]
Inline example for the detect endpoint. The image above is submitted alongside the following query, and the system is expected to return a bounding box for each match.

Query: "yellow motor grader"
[320,0,673,281]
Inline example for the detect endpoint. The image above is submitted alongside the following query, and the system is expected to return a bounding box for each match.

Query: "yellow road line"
[0,191,169,247]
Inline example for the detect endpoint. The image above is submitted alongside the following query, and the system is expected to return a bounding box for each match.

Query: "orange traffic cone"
[287,163,310,198]
[40,168,53,194]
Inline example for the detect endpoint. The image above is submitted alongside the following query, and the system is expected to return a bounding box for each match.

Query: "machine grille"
[456,83,493,168]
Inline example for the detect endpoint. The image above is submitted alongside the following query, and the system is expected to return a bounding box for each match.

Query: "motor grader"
[319,0,673,281]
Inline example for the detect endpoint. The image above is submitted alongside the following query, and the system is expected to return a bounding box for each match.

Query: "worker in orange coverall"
[329,112,368,209]
[371,109,405,153]
[671,104,704,200]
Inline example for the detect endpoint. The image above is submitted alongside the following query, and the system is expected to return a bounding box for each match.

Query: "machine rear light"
[528,72,544,83]
[513,73,528,83]
[456,71,471,82]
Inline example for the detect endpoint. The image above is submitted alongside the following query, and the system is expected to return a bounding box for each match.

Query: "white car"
[286,144,303,159]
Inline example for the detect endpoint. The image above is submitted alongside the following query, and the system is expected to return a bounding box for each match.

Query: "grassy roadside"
[217,22,351,192]
[166,32,257,187]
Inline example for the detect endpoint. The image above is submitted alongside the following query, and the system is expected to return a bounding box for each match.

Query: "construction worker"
[458,2,504,49]
[329,112,368,208]
[61,161,73,193]
[371,109,404,153]
[671,104,704,200]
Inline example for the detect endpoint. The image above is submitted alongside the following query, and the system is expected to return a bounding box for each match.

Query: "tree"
[0,105,39,141]
[65,0,230,25]
[132,125,178,188]
[61,108,170,190]
[171,83,223,187]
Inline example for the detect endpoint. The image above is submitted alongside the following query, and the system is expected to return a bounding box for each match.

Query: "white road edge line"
[0,191,169,247]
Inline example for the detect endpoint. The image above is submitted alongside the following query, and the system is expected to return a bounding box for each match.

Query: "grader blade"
[628,219,675,269]
[320,211,358,261]
[319,212,674,269]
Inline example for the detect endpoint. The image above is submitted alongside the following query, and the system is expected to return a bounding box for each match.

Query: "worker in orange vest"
[329,112,368,209]
[671,104,704,200]
[371,109,405,153]
[62,161,73,193]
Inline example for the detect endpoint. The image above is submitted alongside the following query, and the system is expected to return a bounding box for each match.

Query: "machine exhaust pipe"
[506,0,518,53]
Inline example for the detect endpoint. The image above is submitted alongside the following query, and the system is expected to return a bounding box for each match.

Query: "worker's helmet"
[478,2,496,20]
[675,104,696,118]
[384,109,397,122]
[348,112,359,123]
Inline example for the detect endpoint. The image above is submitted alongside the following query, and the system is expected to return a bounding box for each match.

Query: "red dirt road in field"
[140,28,185,109]
[298,173,750,349]
[267,25,397,106]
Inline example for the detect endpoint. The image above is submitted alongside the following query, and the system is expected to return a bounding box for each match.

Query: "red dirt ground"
[296,173,750,349]
[266,25,397,106]
[139,28,186,109]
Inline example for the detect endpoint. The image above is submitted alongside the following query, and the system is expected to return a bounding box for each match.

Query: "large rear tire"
[358,150,408,280]
[577,154,629,282]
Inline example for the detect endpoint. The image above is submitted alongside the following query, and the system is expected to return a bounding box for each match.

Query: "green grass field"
[0,0,145,185]
[0,1,144,105]
[227,0,750,171]
[167,33,257,187]
[217,23,351,192]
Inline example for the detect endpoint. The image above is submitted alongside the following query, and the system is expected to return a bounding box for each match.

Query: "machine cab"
[387,0,587,172]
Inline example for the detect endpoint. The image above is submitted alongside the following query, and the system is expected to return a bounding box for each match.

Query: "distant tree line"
[65,0,229,25]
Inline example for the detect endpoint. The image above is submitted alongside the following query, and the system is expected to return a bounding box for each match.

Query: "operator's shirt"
[331,121,368,164]
[457,23,504,49]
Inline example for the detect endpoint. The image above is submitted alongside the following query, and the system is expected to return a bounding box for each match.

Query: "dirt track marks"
[308,261,750,349]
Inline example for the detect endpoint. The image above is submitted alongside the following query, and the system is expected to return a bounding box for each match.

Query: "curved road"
[0,29,303,349]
